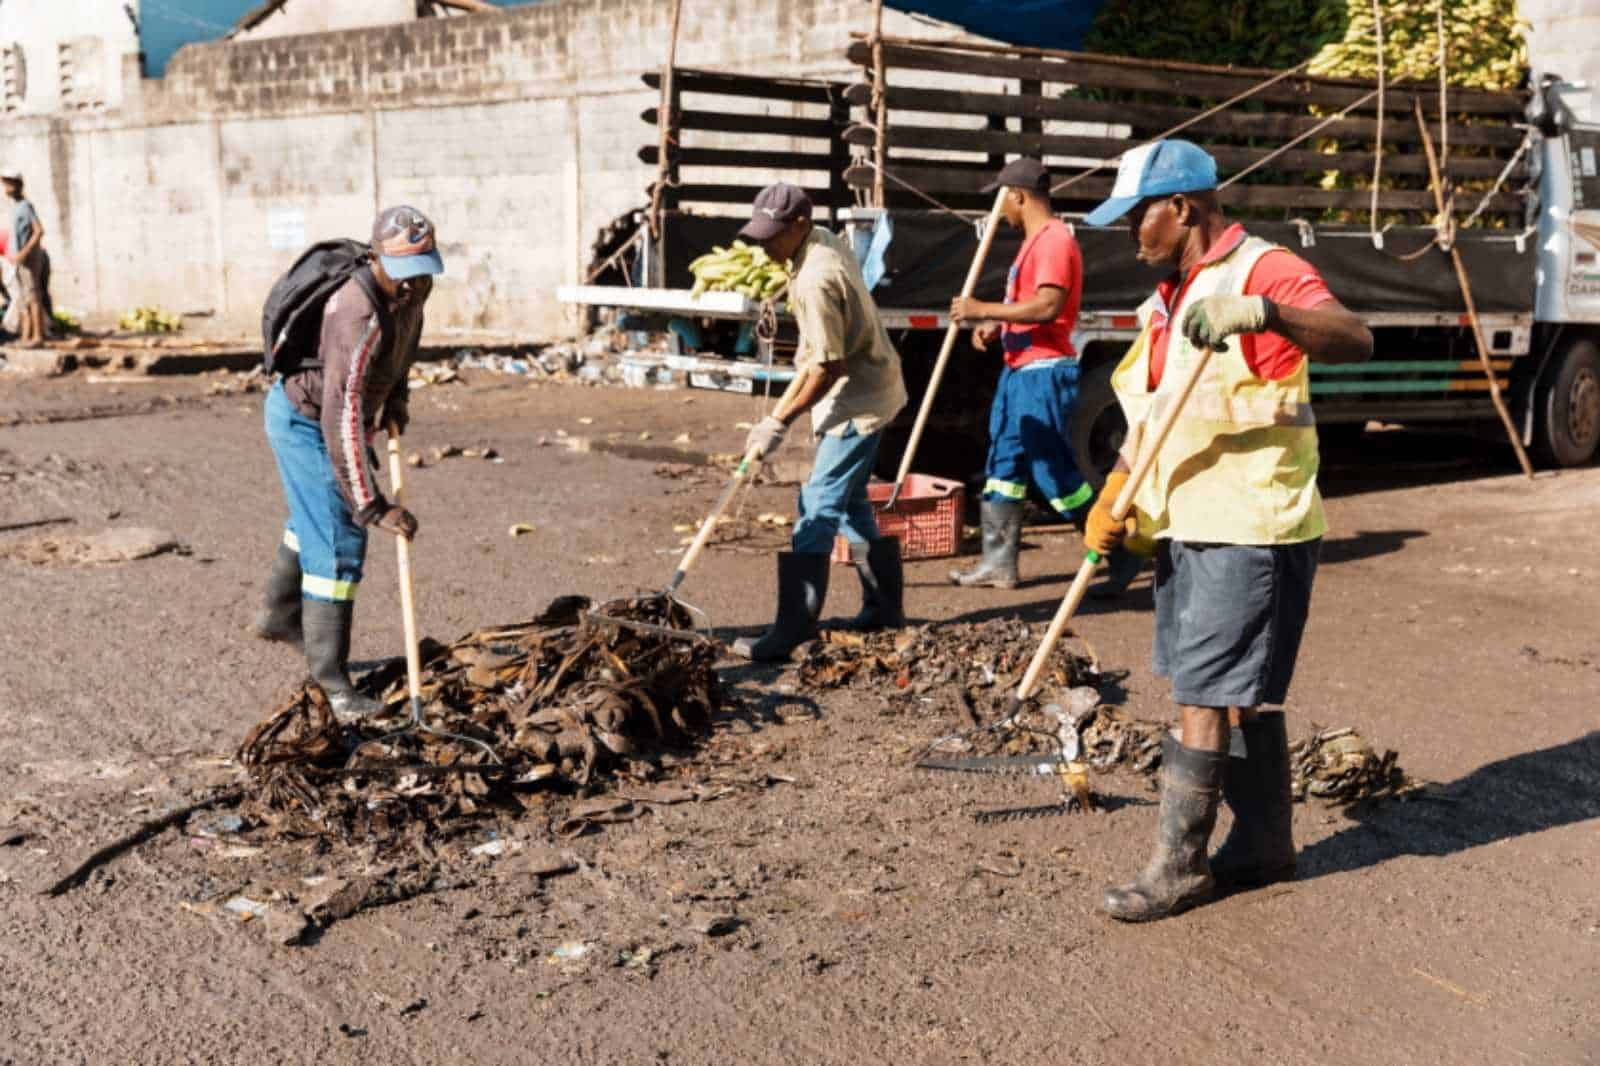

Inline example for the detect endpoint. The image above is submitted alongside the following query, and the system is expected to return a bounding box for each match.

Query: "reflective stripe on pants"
[982,360,1090,519]
[265,381,368,602]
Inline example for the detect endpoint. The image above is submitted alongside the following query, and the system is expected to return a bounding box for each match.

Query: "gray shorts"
[1152,538,1320,708]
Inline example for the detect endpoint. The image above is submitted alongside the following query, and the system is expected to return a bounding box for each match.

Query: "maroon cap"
[738,183,813,241]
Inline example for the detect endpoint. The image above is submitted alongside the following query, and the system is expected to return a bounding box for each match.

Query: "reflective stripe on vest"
[1110,234,1326,546]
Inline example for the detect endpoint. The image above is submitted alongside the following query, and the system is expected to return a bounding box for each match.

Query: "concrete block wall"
[1520,0,1600,106]
[3,0,972,339]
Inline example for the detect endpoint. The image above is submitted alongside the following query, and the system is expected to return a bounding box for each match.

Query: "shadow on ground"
[1300,731,1600,880]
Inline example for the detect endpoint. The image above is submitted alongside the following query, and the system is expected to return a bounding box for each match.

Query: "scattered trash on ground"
[207,368,269,396]
[234,594,730,849]
[1290,726,1412,803]
[0,527,184,566]
[408,364,461,387]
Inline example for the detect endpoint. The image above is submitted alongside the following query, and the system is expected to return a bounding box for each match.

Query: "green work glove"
[1181,294,1273,350]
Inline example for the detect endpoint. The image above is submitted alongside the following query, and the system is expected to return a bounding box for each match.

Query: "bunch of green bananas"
[688,240,790,300]
[118,306,183,333]
[1309,0,1525,91]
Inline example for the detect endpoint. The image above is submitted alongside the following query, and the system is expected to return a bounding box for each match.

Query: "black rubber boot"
[948,499,1022,589]
[1102,735,1228,922]
[252,544,304,646]
[302,599,384,724]
[1090,544,1147,599]
[731,552,830,662]
[842,536,904,632]
[1211,711,1297,891]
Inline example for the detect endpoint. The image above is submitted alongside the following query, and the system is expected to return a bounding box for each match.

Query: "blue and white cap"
[1083,140,1219,227]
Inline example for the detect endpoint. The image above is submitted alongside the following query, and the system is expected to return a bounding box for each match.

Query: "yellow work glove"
[1084,470,1137,559]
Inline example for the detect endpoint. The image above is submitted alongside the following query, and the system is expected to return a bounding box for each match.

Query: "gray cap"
[0,171,21,183]
[738,183,813,241]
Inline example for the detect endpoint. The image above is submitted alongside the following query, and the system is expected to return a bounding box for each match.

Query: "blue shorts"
[1153,539,1320,708]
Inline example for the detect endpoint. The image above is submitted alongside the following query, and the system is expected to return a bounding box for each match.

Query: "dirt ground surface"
[1,370,1596,1065]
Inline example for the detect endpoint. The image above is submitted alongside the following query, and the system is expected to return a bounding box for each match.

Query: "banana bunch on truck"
[688,241,790,300]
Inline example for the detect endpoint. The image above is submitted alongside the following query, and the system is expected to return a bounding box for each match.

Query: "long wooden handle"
[887,187,1009,496]
[666,369,809,593]
[1012,343,1221,704]
[385,427,423,709]
[1412,99,1535,480]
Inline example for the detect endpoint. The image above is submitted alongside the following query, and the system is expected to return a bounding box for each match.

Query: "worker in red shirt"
[949,158,1126,590]
[1081,139,1372,922]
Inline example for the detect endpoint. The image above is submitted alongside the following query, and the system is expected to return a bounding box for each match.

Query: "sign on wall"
[267,208,307,251]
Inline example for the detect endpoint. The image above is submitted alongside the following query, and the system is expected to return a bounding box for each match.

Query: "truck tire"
[1070,360,1128,490]
[1535,337,1600,468]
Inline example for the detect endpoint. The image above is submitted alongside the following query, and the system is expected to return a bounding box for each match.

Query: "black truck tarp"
[649,211,1534,316]
[865,212,1536,316]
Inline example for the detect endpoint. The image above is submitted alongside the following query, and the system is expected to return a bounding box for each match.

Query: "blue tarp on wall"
[887,1,1111,52]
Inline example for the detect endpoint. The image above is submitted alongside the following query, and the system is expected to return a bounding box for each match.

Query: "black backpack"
[261,239,393,376]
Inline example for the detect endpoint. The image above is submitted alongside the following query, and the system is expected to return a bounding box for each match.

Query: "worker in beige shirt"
[731,183,908,661]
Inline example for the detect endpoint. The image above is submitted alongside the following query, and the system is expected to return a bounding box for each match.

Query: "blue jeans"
[983,360,1091,519]
[265,381,369,602]
[791,425,882,555]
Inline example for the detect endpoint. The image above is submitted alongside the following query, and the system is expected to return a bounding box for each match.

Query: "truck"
[560,41,1600,487]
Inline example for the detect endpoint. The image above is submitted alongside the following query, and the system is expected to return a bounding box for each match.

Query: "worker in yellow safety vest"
[1079,140,1373,922]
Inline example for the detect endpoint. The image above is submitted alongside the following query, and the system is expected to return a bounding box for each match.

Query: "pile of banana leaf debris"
[1291,726,1413,803]
[235,595,729,847]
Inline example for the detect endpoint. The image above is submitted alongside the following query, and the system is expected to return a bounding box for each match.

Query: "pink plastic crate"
[831,475,965,564]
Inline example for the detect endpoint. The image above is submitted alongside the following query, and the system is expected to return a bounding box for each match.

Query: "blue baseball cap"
[1083,140,1219,227]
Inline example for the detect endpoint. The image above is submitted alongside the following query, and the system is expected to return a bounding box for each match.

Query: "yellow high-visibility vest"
[1111,234,1325,546]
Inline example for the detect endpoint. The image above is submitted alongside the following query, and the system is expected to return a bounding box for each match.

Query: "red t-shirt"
[1148,224,1333,388]
[1001,219,1082,369]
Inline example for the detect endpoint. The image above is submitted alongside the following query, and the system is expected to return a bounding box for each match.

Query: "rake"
[882,187,1008,511]
[924,341,1222,754]
[346,425,500,768]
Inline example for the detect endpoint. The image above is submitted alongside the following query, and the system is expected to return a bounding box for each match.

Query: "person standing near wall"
[2,171,47,348]
[254,206,443,722]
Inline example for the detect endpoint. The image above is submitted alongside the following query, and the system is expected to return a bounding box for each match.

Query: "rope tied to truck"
[1369,0,1386,249]
[1046,56,1320,199]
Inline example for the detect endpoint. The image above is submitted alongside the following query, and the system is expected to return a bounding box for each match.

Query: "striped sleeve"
[317,297,388,523]
[339,316,385,516]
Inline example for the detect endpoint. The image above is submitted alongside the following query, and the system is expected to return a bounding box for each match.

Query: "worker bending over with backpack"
[253,206,443,722]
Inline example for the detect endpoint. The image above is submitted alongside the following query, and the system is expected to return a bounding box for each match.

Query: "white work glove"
[1181,294,1274,350]
[744,415,789,459]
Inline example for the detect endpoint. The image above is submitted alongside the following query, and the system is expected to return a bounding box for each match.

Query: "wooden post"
[1413,98,1535,479]
[985,113,1007,171]
[648,0,684,282]
[870,0,887,208]
[828,93,851,221]
[1019,78,1042,138]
